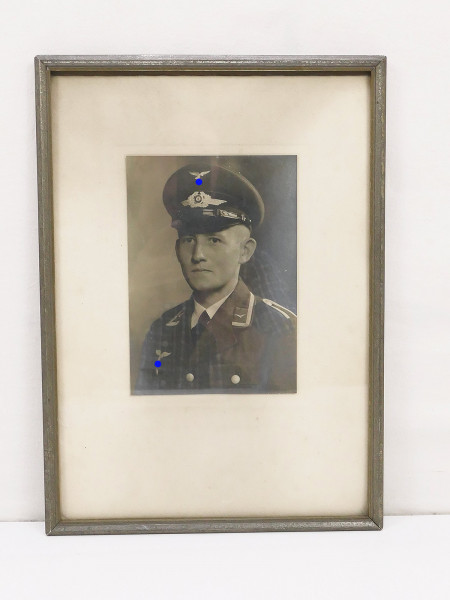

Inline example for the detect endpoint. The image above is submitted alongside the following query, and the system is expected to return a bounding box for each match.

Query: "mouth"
[191,268,212,273]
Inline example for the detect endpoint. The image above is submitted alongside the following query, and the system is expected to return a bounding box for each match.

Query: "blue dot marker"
[154,360,162,368]
[195,178,202,185]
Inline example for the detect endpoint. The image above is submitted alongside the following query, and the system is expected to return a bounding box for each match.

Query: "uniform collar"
[191,290,234,328]
[202,279,256,353]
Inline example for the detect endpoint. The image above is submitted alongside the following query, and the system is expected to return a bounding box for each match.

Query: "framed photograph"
[35,55,385,535]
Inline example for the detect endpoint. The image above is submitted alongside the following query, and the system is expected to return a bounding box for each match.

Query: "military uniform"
[135,279,297,394]
[135,162,297,394]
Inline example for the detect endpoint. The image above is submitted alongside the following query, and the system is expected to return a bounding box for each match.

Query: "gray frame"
[35,55,385,536]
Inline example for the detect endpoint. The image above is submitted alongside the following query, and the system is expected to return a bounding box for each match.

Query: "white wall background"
[0,0,449,521]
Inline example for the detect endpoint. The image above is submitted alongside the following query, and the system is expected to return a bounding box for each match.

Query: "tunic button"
[186,373,194,382]
[231,374,240,385]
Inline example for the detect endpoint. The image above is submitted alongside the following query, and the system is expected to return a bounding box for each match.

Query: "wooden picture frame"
[35,55,385,535]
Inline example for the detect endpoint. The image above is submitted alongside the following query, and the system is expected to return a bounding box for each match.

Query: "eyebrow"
[180,232,225,239]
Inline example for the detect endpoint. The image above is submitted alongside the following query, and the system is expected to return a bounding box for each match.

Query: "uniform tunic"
[135,280,297,394]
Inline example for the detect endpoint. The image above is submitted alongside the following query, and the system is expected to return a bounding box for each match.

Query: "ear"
[175,238,181,262]
[239,237,257,265]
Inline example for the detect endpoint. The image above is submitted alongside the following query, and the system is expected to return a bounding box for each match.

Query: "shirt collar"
[191,290,234,328]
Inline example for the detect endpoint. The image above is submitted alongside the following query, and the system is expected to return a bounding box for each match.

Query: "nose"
[191,238,206,263]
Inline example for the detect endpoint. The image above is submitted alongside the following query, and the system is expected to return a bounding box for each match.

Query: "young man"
[135,164,297,394]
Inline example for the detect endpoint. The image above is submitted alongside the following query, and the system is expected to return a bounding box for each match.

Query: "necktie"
[198,310,210,328]
[191,310,210,344]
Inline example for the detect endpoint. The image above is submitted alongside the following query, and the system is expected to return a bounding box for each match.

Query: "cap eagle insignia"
[189,170,210,179]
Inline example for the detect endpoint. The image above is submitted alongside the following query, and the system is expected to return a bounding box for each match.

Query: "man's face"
[175,225,255,295]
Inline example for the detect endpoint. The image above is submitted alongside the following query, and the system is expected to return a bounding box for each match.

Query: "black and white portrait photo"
[127,155,297,394]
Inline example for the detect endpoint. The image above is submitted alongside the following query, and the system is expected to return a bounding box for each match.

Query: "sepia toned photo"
[127,155,297,394]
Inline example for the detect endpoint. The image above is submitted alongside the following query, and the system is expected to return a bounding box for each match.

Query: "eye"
[208,237,221,244]
[181,236,194,244]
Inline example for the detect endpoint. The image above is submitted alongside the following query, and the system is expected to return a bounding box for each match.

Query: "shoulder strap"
[261,298,296,320]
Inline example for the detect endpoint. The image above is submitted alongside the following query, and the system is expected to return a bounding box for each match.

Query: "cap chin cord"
[174,207,251,224]
[173,203,253,233]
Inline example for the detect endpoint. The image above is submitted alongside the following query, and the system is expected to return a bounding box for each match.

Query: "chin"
[186,274,216,290]
[188,282,216,293]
